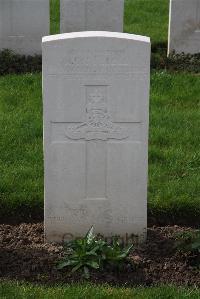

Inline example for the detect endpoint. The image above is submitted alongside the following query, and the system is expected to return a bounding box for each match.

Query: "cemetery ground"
[0,0,200,297]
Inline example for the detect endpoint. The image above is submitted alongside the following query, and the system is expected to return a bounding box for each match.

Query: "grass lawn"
[1,0,199,225]
[0,282,200,299]
[124,0,169,45]
[149,71,200,224]
[0,74,43,221]
[50,0,60,35]
[50,0,170,45]
[0,0,174,223]
[0,71,199,224]
[0,0,199,224]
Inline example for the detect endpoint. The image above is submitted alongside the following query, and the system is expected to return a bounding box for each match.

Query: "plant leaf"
[86,260,100,269]
[123,244,134,255]
[71,263,83,273]
[83,266,90,279]
[86,226,95,244]
[191,241,200,250]
[57,259,77,270]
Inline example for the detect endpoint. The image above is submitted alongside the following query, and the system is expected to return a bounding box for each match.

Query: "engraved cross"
[64,85,129,200]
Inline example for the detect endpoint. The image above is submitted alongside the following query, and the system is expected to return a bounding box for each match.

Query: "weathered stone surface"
[168,0,200,54]
[0,0,49,55]
[43,32,150,243]
[60,0,124,33]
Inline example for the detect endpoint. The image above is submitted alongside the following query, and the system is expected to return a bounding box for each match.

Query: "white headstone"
[60,0,124,33]
[0,0,49,55]
[43,32,150,243]
[168,0,200,55]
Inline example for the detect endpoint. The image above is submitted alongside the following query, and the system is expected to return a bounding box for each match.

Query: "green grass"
[0,282,200,299]
[0,74,43,221]
[50,0,169,45]
[124,0,169,45]
[149,71,200,224]
[50,0,60,35]
[0,71,199,224]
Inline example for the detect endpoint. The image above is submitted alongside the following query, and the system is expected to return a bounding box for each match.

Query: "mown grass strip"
[0,281,200,299]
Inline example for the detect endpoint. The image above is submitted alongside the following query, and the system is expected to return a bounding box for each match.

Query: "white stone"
[43,31,150,243]
[60,0,124,33]
[168,0,200,55]
[0,0,49,55]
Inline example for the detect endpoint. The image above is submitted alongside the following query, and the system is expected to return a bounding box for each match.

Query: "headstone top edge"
[42,31,150,44]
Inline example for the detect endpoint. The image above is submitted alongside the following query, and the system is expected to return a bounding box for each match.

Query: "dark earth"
[0,223,199,287]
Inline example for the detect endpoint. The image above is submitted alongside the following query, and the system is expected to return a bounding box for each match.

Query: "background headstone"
[43,32,150,243]
[0,0,49,55]
[60,0,124,33]
[168,0,200,55]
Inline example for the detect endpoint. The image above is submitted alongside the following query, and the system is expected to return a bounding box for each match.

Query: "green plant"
[175,230,200,252]
[57,226,133,278]
[175,230,200,267]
